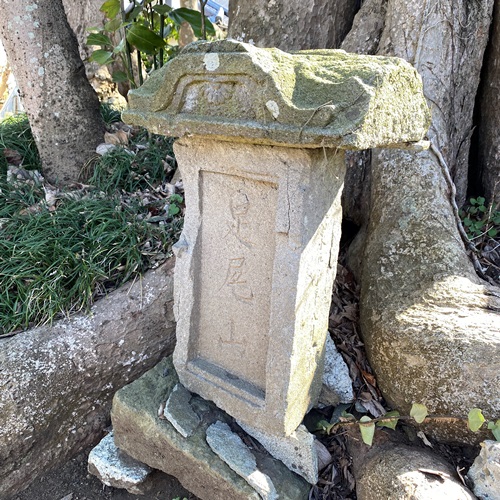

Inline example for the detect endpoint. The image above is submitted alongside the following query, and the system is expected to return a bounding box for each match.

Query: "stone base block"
[111,356,310,500]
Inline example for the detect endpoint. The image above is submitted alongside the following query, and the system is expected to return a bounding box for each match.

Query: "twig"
[429,141,488,281]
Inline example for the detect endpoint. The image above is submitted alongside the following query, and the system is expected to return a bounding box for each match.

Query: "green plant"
[316,403,500,446]
[0,122,183,336]
[460,196,500,240]
[168,193,183,216]
[0,114,41,174]
[87,0,216,88]
[100,101,123,125]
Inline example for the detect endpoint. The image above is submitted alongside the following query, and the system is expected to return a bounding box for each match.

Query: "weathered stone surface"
[354,443,475,500]
[468,440,500,500]
[358,148,500,442]
[88,432,151,495]
[319,335,354,406]
[206,421,278,500]
[123,40,430,150]
[172,137,345,436]
[163,383,201,438]
[238,421,319,484]
[0,260,177,498]
[111,357,310,500]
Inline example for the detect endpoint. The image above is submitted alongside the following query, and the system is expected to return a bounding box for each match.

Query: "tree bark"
[0,0,105,185]
[62,0,107,61]
[227,0,359,50]
[0,261,177,498]
[179,0,198,47]
[478,0,500,206]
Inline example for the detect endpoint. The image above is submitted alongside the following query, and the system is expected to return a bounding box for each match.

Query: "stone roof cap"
[123,40,430,149]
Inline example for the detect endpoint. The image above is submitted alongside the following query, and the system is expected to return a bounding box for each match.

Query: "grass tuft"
[0,113,182,335]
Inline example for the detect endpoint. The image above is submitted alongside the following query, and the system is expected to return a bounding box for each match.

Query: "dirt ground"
[9,447,196,500]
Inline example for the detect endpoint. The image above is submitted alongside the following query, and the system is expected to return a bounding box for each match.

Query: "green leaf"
[468,408,485,432]
[477,196,486,205]
[113,37,126,53]
[168,204,180,216]
[340,410,356,422]
[125,5,144,21]
[89,49,114,65]
[100,0,121,19]
[169,7,216,38]
[470,198,477,205]
[410,403,428,424]
[359,416,375,446]
[104,17,124,32]
[86,33,112,47]
[126,23,166,54]
[153,4,172,15]
[112,70,129,83]
[170,194,183,204]
[487,228,498,238]
[469,207,478,215]
[376,410,400,430]
[487,420,500,441]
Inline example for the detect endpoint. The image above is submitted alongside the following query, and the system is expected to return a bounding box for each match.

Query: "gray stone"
[320,335,354,406]
[111,357,310,500]
[88,432,151,495]
[172,138,345,436]
[123,40,430,150]
[206,421,278,500]
[238,421,319,484]
[163,383,201,438]
[355,443,475,500]
[468,440,500,500]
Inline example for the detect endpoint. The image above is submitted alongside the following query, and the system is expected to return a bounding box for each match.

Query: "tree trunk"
[478,0,500,206]
[179,0,198,47]
[0,0,105,185]
[228,0,359,50]
[62,0,107,61]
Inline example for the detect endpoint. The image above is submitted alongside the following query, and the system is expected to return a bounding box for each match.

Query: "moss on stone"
[123,40,430,150]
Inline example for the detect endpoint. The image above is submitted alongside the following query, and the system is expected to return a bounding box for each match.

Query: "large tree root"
[0,260,177,499]
[357,149,500,443]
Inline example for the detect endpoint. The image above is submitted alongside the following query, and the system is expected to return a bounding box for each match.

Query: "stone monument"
[115,39,429,495]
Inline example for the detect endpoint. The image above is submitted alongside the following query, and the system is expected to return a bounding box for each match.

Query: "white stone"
[468,440,500,500]
[88,432,151,495]
[320,335,354,406]
[206,421,278,500]
[238,421,319,484]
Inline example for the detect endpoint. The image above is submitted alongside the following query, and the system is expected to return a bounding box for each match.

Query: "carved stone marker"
[124,40,429,437]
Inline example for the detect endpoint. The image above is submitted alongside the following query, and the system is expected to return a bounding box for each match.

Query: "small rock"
[206,421,278,500]
[320,335,354,406]
[88,432,152,495]
[238,421,319,484]
[163,383,201,438]
[468,440,500,500]
[96,143,117,155]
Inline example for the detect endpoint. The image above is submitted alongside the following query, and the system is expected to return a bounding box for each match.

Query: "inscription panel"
[193,171,278,391]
